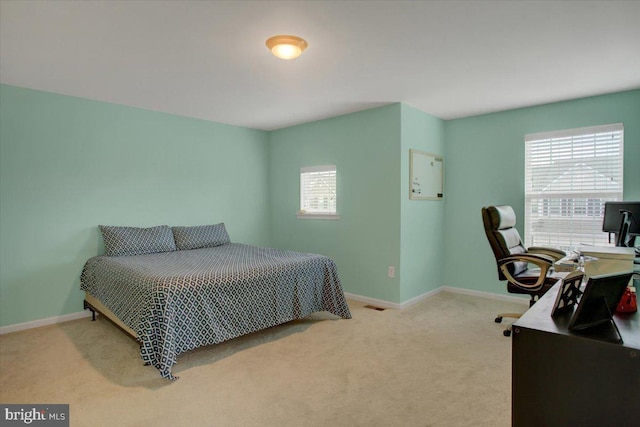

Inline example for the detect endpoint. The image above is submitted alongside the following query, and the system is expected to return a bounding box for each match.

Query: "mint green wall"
[269,105,402,303]
[443,90,640,296]
[0,84,270,327]
[400,104,445,302]
[2,83,637,328]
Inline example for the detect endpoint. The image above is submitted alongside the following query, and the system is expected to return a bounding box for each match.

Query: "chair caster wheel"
[503,329,511,337]
[495,316,503,323]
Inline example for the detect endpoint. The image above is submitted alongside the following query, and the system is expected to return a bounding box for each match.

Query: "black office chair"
[482,205,567,336]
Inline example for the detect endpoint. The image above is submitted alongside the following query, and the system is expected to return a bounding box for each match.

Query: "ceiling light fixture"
[265,35,308,60]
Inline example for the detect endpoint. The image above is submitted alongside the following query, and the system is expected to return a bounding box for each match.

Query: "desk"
[555,245,635,276]
[579,246,636,277]
[512,282,640,427]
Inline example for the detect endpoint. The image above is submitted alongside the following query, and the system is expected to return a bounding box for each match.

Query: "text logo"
[1,405,69,426]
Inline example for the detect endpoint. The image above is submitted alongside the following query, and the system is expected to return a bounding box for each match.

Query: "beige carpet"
[0,292,526,426]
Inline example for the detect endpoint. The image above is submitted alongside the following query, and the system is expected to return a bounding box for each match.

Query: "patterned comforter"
[80,243,352,379]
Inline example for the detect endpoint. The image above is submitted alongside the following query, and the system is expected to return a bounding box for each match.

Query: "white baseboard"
[344,293,404,310]
[399,287,444,309]
[0,310,93,335]
[441,286,530,306]
[345,287,444,310]
[346,286,529,310]
[1,286,527,335]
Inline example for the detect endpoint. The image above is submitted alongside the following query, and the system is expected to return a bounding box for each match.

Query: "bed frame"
[84,294,140,345]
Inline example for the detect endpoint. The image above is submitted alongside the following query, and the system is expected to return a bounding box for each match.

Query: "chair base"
[495,313,522,337]
[494,293,542,336]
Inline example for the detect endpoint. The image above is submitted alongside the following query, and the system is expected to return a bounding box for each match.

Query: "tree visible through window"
[524,124,623,249]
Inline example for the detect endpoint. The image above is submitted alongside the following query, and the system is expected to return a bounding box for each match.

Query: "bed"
[80,224,351,380]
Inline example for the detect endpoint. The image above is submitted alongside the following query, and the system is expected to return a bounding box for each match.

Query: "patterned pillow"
[99,225,177,257]
[171,223,230,250]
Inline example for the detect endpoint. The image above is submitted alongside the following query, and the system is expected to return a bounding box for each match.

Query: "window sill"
[296,213,340,220]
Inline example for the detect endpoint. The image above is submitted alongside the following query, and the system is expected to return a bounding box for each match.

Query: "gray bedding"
[80,243,351,379]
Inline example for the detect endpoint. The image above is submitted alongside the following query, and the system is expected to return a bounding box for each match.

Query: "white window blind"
[524,123,623,250]
[299,165,337,218]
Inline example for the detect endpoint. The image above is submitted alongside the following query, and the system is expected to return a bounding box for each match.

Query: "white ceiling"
[1,1,639,131]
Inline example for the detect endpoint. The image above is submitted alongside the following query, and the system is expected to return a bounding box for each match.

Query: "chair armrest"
[528,246,566,262]
[498,253,554,290]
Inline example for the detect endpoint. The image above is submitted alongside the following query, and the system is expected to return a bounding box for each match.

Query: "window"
[298,165,339,219]
[524,124,623,250]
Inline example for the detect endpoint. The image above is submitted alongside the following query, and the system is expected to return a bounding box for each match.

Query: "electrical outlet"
[388,266,395,278]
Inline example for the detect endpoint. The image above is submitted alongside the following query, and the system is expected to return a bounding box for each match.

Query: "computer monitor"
[602,201,640,246]
[568,271,633,343]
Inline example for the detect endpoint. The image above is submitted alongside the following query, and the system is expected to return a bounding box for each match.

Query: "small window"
[298,165,339,220]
